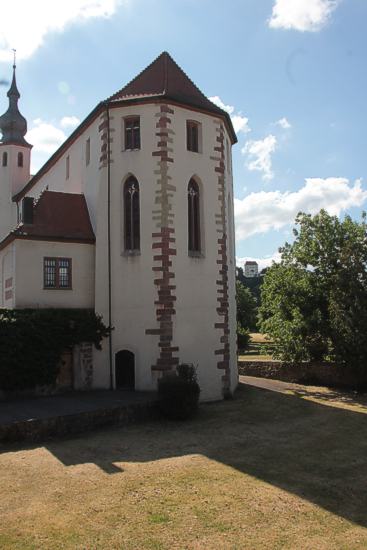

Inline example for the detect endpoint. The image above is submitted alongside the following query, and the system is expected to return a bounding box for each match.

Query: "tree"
[259,210,367,383]
[236,280,257,331]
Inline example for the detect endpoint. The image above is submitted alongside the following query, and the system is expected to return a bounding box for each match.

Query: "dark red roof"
[14,191,95,242]
[109,52,236,142]
[14,52,237,203]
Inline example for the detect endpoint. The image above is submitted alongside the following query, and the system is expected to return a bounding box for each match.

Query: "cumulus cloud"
[26,118,67,154]
[269,0,339,32]
[235,178,367,240]
[236,252,282,271]
[276,117,291,129]
[242,135,277,181]
[60,115,80,128]
[209,95,251,135]
[0,0,125,61]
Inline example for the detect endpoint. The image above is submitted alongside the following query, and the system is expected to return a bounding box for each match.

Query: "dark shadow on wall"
[3,382,367,527]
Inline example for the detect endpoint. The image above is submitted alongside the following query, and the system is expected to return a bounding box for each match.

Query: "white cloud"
[235,178,367,240]
[26,119,66,154]
[0,0,125,61]
[231,115,251,135]
[242,135,277,181]
[209,95,251,135]
[60,115,80,128]
[269,0,339,32]
[276,117,291,129]
[236,252,282,271]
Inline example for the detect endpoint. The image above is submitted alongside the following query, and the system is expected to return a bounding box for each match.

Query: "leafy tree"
[236,280,257,331]
[259,210,367,383]
[236,268,263,305]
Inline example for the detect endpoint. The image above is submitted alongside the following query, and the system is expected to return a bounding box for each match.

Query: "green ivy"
[0,309,110,391]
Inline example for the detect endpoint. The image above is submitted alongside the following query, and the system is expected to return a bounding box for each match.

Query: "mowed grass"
[1,382,367,549]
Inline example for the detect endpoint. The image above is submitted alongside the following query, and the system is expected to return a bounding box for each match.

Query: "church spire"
[0,52,31,147]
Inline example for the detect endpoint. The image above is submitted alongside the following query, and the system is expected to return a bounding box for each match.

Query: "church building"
[0,52,238,401]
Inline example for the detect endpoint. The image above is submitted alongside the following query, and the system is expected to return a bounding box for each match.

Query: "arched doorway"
[115,350,135,389]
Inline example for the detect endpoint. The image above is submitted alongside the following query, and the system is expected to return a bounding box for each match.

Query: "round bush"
[158,365,200,420]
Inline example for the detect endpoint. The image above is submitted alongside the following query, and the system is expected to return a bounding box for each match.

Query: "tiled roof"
[108,51,236,142]
[14,52,237,203]
[14,191,95,242]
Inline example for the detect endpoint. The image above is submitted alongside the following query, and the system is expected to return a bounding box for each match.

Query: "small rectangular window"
[86,138,90,166]
[187,121,199,152]
[66,155,70,179]
[44,257,72,289]
[124,117,140,150]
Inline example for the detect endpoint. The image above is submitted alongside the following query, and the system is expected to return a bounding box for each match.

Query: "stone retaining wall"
[238,360,362,389]
[0,400,158,443]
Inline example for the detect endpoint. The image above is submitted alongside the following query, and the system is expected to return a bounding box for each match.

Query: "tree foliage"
[0,309,110,391]
[236,280,257,331]
[259,210,367,383]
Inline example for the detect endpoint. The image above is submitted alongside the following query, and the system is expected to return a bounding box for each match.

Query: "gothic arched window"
[188,178,201,253]
[18,152,23,167]
[124,176,140,251]
[2,152,7,167]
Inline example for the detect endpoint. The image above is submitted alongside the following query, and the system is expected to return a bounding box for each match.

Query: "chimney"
[22,196,34,224]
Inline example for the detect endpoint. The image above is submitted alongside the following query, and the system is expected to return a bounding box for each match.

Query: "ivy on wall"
[0,309,110,392]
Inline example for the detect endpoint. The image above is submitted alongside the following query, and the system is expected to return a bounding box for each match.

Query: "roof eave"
[14,90,237,203]
[13,101,105,202]
[109,94,237,144]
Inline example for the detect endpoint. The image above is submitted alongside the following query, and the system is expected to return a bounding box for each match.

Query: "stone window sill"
[188,251,204,259]
[122,250,141,257]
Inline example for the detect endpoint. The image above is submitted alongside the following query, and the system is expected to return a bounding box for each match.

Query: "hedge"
[0,309,110,391]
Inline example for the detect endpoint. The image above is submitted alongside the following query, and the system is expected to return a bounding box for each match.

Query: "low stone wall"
[0,400,158,443]
[238,360,362,389]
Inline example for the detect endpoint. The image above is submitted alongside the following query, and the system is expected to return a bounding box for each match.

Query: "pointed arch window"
[188,178,201,254]
[124,176,140,251]
[2,152,7,167]
[18,152,23,167]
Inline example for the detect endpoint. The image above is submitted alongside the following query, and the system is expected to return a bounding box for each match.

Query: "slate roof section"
[108,51,237,143]
[14,191,95,242]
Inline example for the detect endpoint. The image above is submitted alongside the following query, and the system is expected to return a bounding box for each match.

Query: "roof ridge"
[107,51,167,102]
[163,52,217,108]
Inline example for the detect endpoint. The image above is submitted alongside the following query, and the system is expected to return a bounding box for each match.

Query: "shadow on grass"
[4,382,367,527]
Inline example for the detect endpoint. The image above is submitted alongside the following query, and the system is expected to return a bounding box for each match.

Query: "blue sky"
[0,0,366,268]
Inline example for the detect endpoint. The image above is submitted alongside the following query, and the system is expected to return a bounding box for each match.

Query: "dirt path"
[240,374,367,413]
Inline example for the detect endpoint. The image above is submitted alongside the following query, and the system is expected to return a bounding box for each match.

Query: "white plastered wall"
[13,239,95,308]
[0,243,15,308]
[93,102,238,400]
[21,116,101,231]
[10,100,238,400]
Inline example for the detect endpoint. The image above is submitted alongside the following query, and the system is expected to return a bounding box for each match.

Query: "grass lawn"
[1,381,367,549]
[239,332,275,361]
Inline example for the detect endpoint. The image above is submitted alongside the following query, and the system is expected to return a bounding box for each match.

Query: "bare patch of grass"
[1,383,367,549]
[249,332,271,344]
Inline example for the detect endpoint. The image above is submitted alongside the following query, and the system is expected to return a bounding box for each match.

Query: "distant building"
[244,261,258,278]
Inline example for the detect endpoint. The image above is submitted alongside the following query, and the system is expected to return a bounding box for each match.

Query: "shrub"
[158,363,200,420]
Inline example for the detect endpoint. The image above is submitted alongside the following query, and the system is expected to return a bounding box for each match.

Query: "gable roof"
[0,191,95,250]
[108,52,236,140]
[14,52,236,202]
